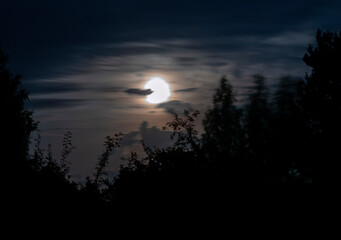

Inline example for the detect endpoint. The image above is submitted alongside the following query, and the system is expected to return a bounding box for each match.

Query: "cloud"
[263,32,314,46]
[174,87,198,93]
[95,86,123,93]
[121,121,172,150]
[175,57,197,66]
[139,121,173,149]
[117,121,173,157]
[23,81,83,94]
[25,79,124,94]
[125,88,153,96]
[29,98,85,109]
[156,100,193,114]
[120,121,173,148]
[120,131,140,147]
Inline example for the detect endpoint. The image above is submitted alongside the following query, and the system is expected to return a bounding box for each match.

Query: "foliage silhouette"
[79,133,123,208]
[201,77,244,184]
[94,133,123,186]
[202,77,243,157]
[1,48,37,175]
[102,110,205,204]
[1,47,85,218]
[300,29,341,184]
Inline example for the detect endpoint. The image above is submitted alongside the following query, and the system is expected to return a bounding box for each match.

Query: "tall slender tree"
[202,77,243,181]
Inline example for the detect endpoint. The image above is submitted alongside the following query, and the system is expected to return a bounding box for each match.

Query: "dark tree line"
[2,30,341,226]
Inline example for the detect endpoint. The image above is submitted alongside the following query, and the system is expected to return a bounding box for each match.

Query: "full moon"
[144,77,171,104]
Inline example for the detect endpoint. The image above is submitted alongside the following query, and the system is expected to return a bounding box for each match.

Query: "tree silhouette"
[1,48,37,175]
[302,29,341,137]
[242,75,272,183]
[299,29,341,184]
[0,48,84,217]
[202,77,243,183]
[270,76,307,183]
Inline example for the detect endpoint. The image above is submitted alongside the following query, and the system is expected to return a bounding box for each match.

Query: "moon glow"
[144,77,171,104]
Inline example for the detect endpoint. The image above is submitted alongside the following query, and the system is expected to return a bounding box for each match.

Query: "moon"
[144,77,171,104]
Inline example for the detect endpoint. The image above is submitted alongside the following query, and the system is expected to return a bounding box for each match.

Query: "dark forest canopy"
[2,30,341,227]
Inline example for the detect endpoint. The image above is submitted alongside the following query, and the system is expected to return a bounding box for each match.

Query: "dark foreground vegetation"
[3,30,340,233]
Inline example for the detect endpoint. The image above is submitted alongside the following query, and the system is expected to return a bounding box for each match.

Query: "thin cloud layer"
[23,81,84,94]
[29,98,85,110]
[174,87,199,93]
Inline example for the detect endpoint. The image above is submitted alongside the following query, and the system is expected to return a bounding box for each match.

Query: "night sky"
[1,0,340,180]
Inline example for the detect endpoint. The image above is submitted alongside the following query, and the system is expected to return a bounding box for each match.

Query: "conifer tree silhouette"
[301,29,341,183]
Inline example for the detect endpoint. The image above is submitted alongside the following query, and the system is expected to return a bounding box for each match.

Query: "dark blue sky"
[1,0,340,180]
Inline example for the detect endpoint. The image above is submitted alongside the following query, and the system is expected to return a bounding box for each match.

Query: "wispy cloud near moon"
[156,100,193,114]
[125,88,153,96]
[174,87,199,93]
